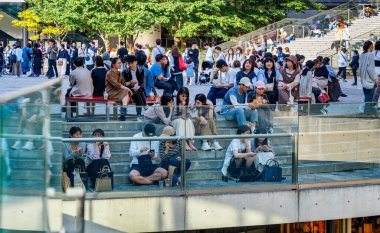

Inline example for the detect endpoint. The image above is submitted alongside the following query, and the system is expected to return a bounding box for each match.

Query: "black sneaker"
[352,83,357,86]
[222,175,228,182]
[119,115,126,121]
[340,93,347,97]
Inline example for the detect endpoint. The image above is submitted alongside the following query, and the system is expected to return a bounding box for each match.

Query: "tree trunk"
[98,31,110,51]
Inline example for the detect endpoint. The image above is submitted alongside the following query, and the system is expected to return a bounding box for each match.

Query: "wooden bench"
[65,95,160,121]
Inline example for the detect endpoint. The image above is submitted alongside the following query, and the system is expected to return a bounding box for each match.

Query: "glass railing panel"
[298,102,380,184]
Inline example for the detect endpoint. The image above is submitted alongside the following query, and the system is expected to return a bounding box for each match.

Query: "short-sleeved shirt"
[150,63,163,80]
[224,139,249,165]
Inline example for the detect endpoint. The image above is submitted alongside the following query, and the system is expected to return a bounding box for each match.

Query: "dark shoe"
[343,79,347,82]
[222,175,228,182]
[352,83,357,86]
[340,93,347,97]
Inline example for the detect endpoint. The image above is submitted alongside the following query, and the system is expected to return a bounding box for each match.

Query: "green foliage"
[22,0,323,45]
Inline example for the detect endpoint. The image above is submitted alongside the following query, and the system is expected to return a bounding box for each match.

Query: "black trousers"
[63,158,85,187]
[47,59,58,78]
[86,159,111,188]
[132,89,147,115]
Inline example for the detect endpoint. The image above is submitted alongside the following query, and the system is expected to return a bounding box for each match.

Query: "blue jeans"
[363,87,376,113]
[155,80,177,94]
[225,108,258,127]
[173,73,184,90]
[207,86,228,105]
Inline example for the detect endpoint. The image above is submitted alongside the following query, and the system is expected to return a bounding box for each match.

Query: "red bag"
[178,57,187,71]
[318,92,330,103]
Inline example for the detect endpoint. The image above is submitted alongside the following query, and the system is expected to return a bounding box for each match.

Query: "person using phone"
[63,126,86,186]
[129,123,168,185]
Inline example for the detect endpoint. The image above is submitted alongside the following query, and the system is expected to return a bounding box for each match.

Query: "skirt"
[172,118,195,138]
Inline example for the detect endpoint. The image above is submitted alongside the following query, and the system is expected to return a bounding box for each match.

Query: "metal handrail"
[0,78,62,104]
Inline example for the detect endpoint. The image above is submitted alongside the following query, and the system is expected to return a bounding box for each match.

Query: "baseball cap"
[239,77,252,87]
[255,80,266,89]
[143,123,156,137]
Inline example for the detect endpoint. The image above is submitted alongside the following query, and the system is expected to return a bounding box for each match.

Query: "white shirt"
[85,143,111,166]
[14,48,22,61]
[131,70,139,88]
[205,47,213,62]
[223,139,250,166]
[84,49,94,65]
[216,52,225,61]
[129,132,160,166]
[220,67,236,85]
[337,52,348,67]
[142,49,150,58]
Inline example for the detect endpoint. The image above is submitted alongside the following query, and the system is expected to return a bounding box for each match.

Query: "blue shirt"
[257,69,281,85]
[140,65,157,96]
[22,47,33,62]
[150,63,163,81]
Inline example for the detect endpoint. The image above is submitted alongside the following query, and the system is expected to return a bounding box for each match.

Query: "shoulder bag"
[261,159,282,182]
[95,165,113,191]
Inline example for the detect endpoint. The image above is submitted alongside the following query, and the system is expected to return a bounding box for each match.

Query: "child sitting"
[221,125,256,182]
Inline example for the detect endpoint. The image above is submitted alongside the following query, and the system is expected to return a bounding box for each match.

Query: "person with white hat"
[249,80,273,133]
[221,77,258,131]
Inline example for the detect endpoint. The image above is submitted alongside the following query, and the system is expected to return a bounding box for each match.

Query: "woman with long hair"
[105,57,132,121]
[144,93,174,135]
[235,59,257,86]
[169,46,184,89]
[257,57,282,104]
[171,87,197,151]
[226,48,235,67]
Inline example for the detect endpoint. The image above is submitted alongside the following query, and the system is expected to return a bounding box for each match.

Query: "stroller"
[199,61,213,84]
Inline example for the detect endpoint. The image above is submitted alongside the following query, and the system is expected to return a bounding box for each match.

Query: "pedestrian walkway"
[0,75,52,96]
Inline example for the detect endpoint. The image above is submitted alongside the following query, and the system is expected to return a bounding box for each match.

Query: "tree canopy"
[18,0,322,48]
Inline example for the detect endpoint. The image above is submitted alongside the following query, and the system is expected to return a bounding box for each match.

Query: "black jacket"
[122,66,145,90]
[349,55,359,69]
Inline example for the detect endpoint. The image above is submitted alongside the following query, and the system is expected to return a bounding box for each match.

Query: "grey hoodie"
[359,52,377,89]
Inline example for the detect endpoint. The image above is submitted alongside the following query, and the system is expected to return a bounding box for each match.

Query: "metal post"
[22,3,28,46]
[292,25,295,35]
[180,136,186,190]
[302,26,305,38]
[348,9,350,24]
[291,134,298,184]
[76,195,85,233]
[326,220,334,233]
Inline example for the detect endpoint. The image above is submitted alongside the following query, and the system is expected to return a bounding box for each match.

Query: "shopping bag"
[95,165,113,192]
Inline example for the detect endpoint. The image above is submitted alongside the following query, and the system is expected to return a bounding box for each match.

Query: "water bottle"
[103,90,108,100]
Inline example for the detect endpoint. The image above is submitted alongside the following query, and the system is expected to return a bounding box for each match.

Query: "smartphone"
[149,149,155,153]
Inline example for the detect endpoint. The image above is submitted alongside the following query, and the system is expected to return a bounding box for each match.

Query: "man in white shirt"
[203,42,214,66]
[129,124,168,185]
[207,60,235,105]
[152,39,166,64]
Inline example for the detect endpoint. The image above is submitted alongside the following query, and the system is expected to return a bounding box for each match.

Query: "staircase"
[286,15,380,61]
[3,108,380,190]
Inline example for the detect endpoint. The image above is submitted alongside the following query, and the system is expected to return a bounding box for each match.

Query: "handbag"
[254,152,275,172]
[62,172,71,192]
[178,57,187,71]
[318,92,330,103]
[95,165,113,192]
[262,159,282,182]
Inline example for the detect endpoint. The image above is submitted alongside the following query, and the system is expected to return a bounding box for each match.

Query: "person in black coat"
[187,42,200,84]
[349,50,359,86]
[32,43,42,77]
[122,54,146,116]
[70,42,79,71]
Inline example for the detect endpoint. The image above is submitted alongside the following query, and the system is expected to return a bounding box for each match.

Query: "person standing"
[349,50,359,86]
[337,47,348,82]
[90,56,108,115]
[359,41,378,113]
[57,44,69,78]
[84,44,95,71]
[152,39,165,64]
[188,42,199,84]
[89,41,98,56]
[0,43,4,76]
[47,39,58,78]
[203,42,214,67]
[12,42,22,77]
[32,43,42,77]
[372,40,380,103]
[117,41,128,63]
[21,43,33,75]
[169,45,184,89]
[70,42,78,71]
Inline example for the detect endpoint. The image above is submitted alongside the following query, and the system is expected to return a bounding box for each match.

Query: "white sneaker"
[11,141,22,150]
[201,142,212,151]
[22,141,35,150]
[213,142,223,151]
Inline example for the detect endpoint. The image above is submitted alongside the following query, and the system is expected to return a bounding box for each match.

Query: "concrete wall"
[59,184,380,232]
[0,10,22,40]
[134,25,161,48]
